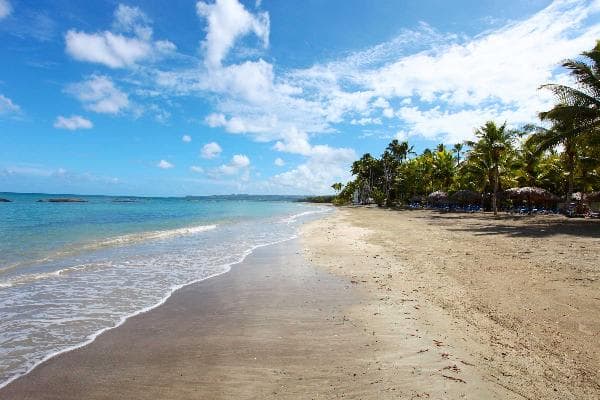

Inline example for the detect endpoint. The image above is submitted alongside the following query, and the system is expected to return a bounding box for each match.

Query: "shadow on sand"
[399,209,600,239]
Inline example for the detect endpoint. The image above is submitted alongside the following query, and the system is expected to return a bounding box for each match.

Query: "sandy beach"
[1,208,599,399]
[302,208,600,399]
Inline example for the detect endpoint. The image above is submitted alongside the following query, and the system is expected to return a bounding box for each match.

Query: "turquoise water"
[0,193,330,387]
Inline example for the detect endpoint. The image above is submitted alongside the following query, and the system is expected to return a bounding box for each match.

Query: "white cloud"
[273,127,313,156]
[65,4,175,68]
[182,134,192,142]
[324,0,600,142]
[205,111,278,134]
[61,0,599,192]
[0,94,20,115]
[190,165,204,173]
[200,141,222,159]
[53,115,93,130]
[211,0,595,147]
[196,0,269,67]
[231,154,250,167]
[113,4,151,38]
[274,157,285,166]
[350,117,381,126]
[209,154,251,178]
[67,75,129,114]
[382,107,394,118]
[271,146,356,193]
[204,59,279,104]
[65,30,151,68]
[0,0,11,20]
[157,159,174,169]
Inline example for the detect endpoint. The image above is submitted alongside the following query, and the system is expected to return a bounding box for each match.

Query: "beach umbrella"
[505,187,559,205]
[585,191,600,202]
[449,190,481,205]
[427,191,449,204]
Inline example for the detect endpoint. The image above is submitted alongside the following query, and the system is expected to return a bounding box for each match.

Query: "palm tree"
[380,150,395,204]
[452,143,464,166]
[387,139,414,163]
[526,122,580,201]
[540,41,600,134]
[331,182,343,194]
[432,148,455,191]
[384,140,415,203]
[515,136,542,187]
[468,121,516,216]
[351,153,381,204]
[534,42,600,202]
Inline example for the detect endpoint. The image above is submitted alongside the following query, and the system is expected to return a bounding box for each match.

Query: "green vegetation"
[302,195,337,203]
[333,42,600,210]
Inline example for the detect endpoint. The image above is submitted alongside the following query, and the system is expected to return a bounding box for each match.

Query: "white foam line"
[0,225,217,279]
[0,225,218,289]
[281,206,331,224]
[0,232,300,390]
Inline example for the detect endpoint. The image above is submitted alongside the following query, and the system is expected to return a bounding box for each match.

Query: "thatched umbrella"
[428,191,449,205]
[585,191,600,202]
[505,187,560,207]
[449,190,481,206]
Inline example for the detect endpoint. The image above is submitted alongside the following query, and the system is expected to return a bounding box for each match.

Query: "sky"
[0,0,599,196]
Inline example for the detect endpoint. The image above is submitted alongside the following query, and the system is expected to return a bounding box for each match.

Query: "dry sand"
[1,208,598,399]
[301,207,600,399]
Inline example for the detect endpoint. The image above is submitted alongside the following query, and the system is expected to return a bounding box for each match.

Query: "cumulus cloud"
[271,146,356,193]
[65,30,151,69]
[67,75,129,114]
[209,154,251,178]
[190,165,204,173]
[0,0,11,20]
[53,115,93,130]
[157,159,174,169]
[196,0,269,67]
[274,157,285,167]
[200,141,222,159]
[0,94,20,116]
[293,0,600,142]
[65,4,176,68]
[48,0,600,192]
[205,111,279,135]
[182,134,192,142]
[273,127,313,156]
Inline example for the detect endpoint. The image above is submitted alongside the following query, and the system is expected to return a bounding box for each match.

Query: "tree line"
[332,42,600,214]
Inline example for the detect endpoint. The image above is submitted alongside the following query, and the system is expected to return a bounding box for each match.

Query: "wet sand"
[3,208,598,399]
[0,235,511,399]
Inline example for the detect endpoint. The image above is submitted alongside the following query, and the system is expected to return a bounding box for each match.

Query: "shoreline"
[0,233,301,392]
[1,208,597,398]
[1,236,378,399]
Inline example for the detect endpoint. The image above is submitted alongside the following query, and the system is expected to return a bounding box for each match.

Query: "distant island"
[37,198,88,203]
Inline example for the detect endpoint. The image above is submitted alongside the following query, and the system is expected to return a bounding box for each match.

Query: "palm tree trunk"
[492,165,499,216]
[566,144,575,205]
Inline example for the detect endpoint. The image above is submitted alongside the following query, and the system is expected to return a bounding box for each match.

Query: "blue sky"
[0,0,599,196]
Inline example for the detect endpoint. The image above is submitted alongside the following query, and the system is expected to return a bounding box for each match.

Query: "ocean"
[0,193,330,388]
